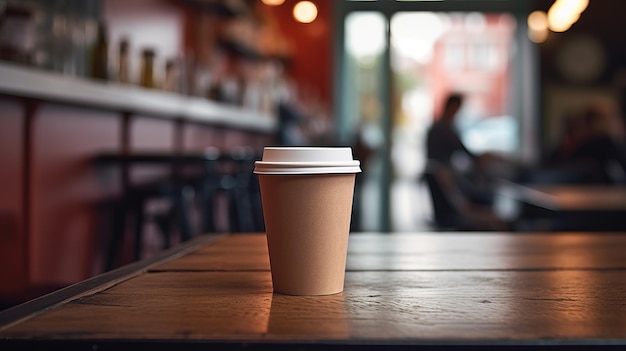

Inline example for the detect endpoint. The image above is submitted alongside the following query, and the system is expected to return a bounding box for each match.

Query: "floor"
[358,176,434,232]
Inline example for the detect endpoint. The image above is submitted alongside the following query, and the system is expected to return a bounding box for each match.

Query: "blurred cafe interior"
[1,0,626,309]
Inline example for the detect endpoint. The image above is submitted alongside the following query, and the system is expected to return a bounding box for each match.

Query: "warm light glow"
[261,0,285,5]
[293,1,318,24]
[528,11,548,31]
[528,27,548,43]
[527,10,548,43]
[548,0,588,32]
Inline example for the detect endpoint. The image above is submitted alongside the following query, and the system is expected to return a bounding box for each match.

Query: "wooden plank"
[149,251,271,272]
[2,270,626,342]
[153,233,626,272]
[151,233,269,271]
[346,232,626,271]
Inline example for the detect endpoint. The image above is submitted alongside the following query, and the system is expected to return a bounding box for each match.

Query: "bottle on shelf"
[117,37,130,84]
[163,58,180,92]
[0,3,36,64]
[140,48,156,89]
[89,21,109,80]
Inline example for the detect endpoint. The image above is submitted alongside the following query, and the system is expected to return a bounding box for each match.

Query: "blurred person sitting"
[530,111,593,185]
[426,92,502,206]
[423,159,510,231]
[569,100,626,184]
[544,112,587,166]
[540,100,626,184]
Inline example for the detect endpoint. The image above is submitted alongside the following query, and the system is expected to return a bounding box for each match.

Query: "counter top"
[0,62,276,132]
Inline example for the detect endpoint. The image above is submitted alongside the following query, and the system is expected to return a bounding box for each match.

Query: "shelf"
[0,62,277,133]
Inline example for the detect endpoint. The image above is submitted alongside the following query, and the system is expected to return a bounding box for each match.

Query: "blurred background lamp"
[548,0,588,32]
[262,0,286,5]
[528,27,548,43]
[528,11,548,32]
[527,10,548,43]
[293,1,318,24]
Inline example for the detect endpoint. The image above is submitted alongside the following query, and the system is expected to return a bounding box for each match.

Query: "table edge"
[0,234,227,328]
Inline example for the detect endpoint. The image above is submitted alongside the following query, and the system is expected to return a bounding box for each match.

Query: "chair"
[422,160,509,231]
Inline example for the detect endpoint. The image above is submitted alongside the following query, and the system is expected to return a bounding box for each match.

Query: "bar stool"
[229,147,262,232]
[95,152,196,271]
[99,147,262,270]
[197,147,263,233]
[105,178,192,270]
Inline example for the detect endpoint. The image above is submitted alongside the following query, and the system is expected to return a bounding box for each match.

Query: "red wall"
[30,105,121,284]
[0,98,26,295]
[262,0,334,110]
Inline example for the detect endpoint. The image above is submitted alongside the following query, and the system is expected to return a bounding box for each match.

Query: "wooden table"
[494,181,626,231]
[2,232,626,349]
[495,181,626,212]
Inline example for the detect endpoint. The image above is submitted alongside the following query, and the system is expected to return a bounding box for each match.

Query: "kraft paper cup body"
[254,147,361,295]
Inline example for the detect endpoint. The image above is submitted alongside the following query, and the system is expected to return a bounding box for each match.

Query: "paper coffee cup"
[254,147,361,295]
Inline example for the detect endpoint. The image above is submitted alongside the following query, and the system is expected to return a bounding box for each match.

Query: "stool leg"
[249,175,264,232]
[154,212,172,249]
[106,201,127,270]
[174,185,193,241]
[227,188,239,232]
[235,160,256,232]
[234,186,255,232]
[201,178,217,233]
[133,197,145,262]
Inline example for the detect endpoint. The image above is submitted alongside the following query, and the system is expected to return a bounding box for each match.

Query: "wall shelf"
[0,62,277,133]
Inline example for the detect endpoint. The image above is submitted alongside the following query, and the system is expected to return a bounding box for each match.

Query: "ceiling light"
[293,1,318,24]
[261,0,285,5]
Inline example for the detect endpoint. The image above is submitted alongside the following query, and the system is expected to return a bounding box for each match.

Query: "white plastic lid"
[254,147,362,175]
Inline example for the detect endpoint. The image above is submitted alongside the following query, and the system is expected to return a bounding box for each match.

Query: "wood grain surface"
[2,232,626,346]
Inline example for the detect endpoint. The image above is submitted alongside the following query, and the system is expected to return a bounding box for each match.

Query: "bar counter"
[0,61,275,294]
[2,232,626,349]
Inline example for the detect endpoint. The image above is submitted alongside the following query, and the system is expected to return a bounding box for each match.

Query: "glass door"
[337,1,536,232]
